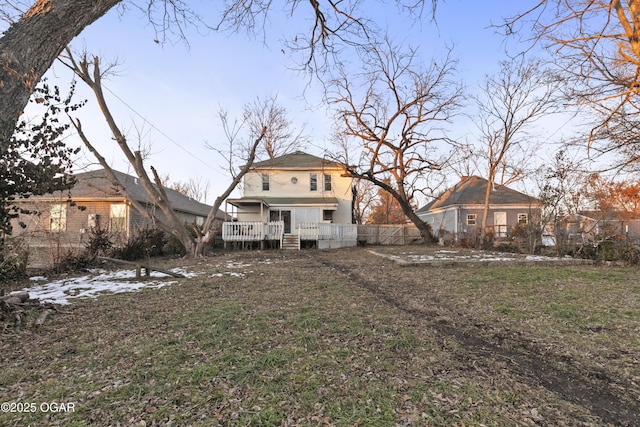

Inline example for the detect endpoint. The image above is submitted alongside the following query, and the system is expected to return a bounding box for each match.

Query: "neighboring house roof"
[416,176,539,214]
[251,151,343,170]
[27,169,220,219]
[569,210,640,221]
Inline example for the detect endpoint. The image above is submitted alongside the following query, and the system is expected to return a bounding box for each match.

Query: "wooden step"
[281,235,299,250]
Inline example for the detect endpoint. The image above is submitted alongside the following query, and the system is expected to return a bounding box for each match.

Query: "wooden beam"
[97,257,185,278]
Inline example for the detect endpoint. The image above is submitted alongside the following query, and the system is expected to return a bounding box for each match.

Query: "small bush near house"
[163,233,186,257]
[111,227,167,261]
[50,249,95,273]
[84,225,113,258]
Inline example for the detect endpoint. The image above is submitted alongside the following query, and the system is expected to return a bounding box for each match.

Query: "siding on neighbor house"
[421,205,539,237]
[10,199,133,267]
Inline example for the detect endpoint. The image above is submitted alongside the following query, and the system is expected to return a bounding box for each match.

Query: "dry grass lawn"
[1,246,639,426]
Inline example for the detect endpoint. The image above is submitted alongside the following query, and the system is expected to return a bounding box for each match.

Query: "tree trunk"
[0,0,121,148]
[194,127,266,256]
[480,178,492,247]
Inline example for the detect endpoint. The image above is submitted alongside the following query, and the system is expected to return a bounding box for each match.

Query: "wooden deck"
[222,221,357,249]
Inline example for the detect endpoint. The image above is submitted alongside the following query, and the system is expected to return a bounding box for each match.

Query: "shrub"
[50,249,95,273]
[111,227,166,261]
[85,225,113,257]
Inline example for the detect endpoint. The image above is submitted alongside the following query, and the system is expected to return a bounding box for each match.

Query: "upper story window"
[50,204,66,232]
[518,213,529,224]
[310,173,317,191]
[262,174,270,191]
[324,174,332,191]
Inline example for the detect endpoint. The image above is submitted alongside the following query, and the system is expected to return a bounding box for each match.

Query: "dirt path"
[314,251,640,426]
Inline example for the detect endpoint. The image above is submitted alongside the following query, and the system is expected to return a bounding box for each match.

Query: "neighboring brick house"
[10,169,221,267]
[416,176,541,241]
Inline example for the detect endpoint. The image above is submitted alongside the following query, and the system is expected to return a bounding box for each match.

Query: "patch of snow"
[24,268,196,305]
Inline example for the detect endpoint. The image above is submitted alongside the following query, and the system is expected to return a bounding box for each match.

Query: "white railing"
[264,221,285,243]
[298,222,319,240]
[222,221,284,242]
[298,222,358,241]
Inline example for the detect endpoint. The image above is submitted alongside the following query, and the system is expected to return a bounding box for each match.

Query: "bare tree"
[60,49,202,254]
[352,178,377,224]
[198,106,266,255]
[506,1,640,170]
[473,57,559,245]
[243,95,309,160]
[329,36,463,242]
[366,178,409,224]
[0,0,437,150]
[534,148,591,255]
[170,177,211,203]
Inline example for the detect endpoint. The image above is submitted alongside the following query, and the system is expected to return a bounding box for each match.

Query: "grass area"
[1,248,639,426]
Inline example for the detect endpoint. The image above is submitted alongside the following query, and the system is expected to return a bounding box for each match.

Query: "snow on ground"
[372,249,583,265]
[25,268,197,305]
[23,257,273,305]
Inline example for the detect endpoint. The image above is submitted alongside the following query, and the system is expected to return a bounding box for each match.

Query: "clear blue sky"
[23,1,551,203]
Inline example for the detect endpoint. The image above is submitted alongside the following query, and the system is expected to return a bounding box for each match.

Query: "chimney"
[460,176,468,182]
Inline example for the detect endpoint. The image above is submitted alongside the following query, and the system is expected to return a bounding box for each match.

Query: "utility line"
[101,83,226,178]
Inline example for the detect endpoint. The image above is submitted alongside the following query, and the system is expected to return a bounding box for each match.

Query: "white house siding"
[235,205,265,222]
[240,164,353,231]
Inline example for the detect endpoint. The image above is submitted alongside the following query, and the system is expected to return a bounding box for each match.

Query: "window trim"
[518,213,529,224]
[310,173,317,191]
[323,173,332,191]
[466,214,476,226]
[262,173,270,191]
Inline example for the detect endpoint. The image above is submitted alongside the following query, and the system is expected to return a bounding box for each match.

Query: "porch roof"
[227,196,339,209]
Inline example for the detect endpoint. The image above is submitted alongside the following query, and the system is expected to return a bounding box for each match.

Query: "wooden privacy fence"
[357,224,422,245]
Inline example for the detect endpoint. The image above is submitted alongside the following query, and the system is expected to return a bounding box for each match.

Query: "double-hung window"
[310,173,317,191]
[262,174,270,191]
[466,214,476,225]
[323,174,332,191]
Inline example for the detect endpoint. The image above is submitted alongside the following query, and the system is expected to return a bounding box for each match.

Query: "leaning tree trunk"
[0,0,121,148]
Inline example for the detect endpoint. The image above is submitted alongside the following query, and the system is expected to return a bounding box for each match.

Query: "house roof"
[416,176,539,214]
[30,169,220,218]
[251,151,343,170]
[570,210,640,221]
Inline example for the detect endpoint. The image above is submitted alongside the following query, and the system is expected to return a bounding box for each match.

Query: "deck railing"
[298,222,358,241]
[222,221,284,243]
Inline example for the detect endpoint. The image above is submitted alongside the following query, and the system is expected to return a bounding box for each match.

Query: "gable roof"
[31,169,219,218]
[251,151,343,170]
[417,176,539,214]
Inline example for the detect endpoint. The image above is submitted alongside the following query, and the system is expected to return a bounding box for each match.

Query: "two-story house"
[224,151,356,249]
